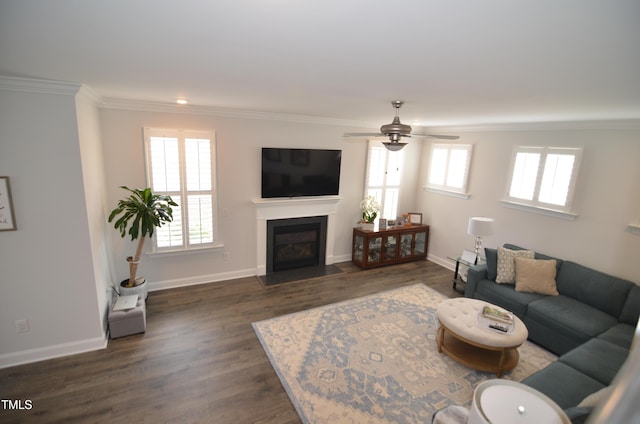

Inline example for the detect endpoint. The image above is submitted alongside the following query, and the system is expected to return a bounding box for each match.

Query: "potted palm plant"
[108,186,177,299]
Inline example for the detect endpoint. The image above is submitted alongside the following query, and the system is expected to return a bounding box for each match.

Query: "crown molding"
[422,119,640,133]
[100,98,377,128]
[0,76,82,96]
[4,76,638,131]
[77,85,102,104]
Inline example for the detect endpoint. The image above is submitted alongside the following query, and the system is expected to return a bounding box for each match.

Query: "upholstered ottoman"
[108,297,146,338]
[437,298,528,376]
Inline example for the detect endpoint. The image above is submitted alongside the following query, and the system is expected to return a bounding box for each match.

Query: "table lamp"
[467,217,494,256]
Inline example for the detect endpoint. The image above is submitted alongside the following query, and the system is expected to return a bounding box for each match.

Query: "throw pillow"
[496,246,535,283]
[514,257,559,295]
[578,386,613,408]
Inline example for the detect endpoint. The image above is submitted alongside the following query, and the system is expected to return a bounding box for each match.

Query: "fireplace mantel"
[253,196,341,275]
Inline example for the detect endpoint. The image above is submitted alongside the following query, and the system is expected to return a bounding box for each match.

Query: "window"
[364,140,403,220]
[143,128,219,252]
[426,143,473,196]
[506,146,582,214]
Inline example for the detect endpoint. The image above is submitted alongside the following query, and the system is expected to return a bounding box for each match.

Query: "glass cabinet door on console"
[353,234,364,263]
[368,236,382,264]
[352,225,429,269]
[384,235,398,262]
[399,234,413,258]
[414,231,427,255]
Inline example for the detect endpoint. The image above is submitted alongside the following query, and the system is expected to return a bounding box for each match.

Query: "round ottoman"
[436,298,528,376]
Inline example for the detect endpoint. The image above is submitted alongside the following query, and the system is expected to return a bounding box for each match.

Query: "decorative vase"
[360,222,375,231]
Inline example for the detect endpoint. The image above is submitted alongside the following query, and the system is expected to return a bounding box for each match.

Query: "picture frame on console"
[461,249,478,265]
[408,212,422,225]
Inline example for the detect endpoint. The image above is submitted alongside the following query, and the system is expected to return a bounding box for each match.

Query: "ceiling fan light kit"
[382,141,407,151]
[343,100,459,151]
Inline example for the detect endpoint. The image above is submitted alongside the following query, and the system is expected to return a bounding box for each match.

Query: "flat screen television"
[261,148,342,198]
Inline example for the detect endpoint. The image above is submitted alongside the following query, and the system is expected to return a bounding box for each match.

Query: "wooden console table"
[351,224,429,269]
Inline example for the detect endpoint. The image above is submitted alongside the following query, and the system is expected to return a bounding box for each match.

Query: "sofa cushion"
[473,279,545,319]
[486,244,563,283]
[525,295,618,354]
[496,246,534,283]
[515,257,559,295]
[556,261,633,317]
[485,247,498,280]
[559,338,629,386]
[521,361,606,410]
[619,284,640,325]
[597,323,636,350]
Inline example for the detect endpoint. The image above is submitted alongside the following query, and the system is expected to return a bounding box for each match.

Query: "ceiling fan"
[343,101,459,151]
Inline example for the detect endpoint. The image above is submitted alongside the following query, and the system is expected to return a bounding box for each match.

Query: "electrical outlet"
[15,319,30,334]
[223,251,230,261]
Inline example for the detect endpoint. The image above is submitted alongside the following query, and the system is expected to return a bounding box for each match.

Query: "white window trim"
[503,145,582,218]
[143,127,220,253]
[146,243,225,258]
[423,187,471,200]
[364,139,403,220]
[424,143,473,198]
[499,199,578,220]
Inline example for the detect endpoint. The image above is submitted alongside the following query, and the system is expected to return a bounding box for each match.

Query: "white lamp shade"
[467,217,494,237]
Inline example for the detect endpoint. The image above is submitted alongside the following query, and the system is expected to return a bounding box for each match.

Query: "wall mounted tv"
[261,148,342,198]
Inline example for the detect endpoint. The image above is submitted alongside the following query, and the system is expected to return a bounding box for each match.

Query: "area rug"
[252,283,558,423]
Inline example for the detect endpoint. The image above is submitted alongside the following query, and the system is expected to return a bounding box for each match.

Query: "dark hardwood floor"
[0,260,459,424]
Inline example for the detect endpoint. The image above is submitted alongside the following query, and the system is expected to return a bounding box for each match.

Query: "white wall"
[99,106,377,289]
[418,126,640,283]
[0,81,106,367]
[99,107,640,288]
[75,87,112,332]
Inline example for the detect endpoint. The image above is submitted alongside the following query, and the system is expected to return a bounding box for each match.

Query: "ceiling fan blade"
[412,133,460,140]
[344,102,459,142]
[343,132,385,137]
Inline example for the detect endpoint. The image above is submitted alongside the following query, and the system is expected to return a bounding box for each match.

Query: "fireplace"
[266,216,327,274]
[253,196,341,277]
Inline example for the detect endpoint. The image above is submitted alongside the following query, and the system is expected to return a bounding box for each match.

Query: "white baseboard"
[427,254,456,271]
[332,253,353,264]
[148,255,357,288]
[0,334,108,369]
[148,268,257,291]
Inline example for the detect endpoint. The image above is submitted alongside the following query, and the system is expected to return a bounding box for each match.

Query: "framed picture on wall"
[0,176,17,231]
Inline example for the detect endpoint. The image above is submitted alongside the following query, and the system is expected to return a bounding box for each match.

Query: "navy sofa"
[465,244,640,417]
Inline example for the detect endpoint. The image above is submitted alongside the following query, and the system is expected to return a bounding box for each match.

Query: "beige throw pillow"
[514,257,559,295]
[578,386,613,407]
[496,246,535,283]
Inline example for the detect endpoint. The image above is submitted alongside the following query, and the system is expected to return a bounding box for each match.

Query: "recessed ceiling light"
[176,99,188,105]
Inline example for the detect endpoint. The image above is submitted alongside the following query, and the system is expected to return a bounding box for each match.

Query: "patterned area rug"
[252,283,557,423]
